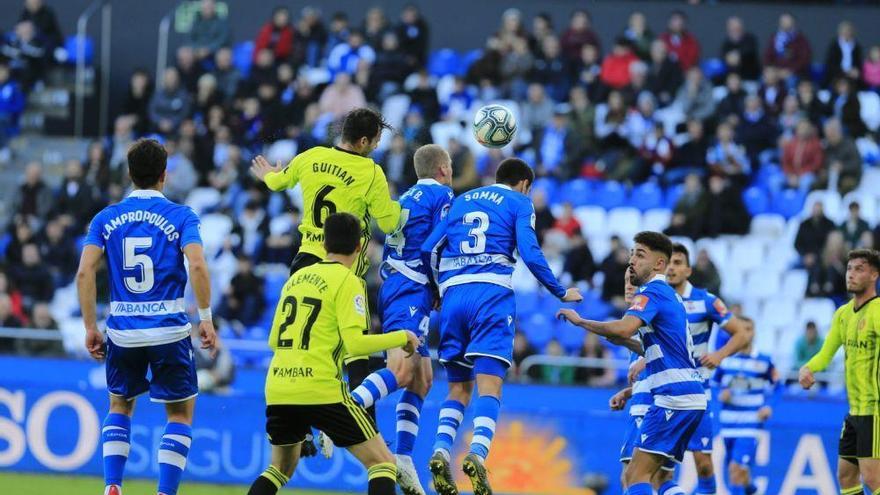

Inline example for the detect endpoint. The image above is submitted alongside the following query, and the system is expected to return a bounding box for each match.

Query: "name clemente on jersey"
[290,271,329,293]
[101,210,181,242]
[312,162,356,187]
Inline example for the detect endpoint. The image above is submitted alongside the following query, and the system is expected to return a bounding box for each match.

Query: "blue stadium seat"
[560,178,594,207]
[629,182,663,211]
[458,49,483,76]
[0,233,12,259]
[593,181,625,210]
[246,326,268,340]
[531,177,559,201]
[427,49,461,77]
[233,41,255,77]
[522,313,554,349]
[755,163,785,193]
[810,63,826,85]
[771,188,807,219]
[663,183,685,209]
[743,187,770,216]
[264,272,287,304]
[700,58,727,81]
[556,320,585,353]
[515,292,541,316]
[63,35,94,65]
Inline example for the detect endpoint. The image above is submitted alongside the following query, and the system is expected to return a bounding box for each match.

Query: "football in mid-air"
[472,104,517,148]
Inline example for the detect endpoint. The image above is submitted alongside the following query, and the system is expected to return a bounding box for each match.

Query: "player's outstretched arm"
[250,155,289,191]
[702,315,751,369]
[557,310,642,340]
[609,336,644,356]
[76,245,105,361]
[514,202,579,301]
[183,243,217,356]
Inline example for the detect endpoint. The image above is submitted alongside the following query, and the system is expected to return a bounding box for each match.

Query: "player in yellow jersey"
[799,249,880,495]
[246,213,420,495]
[250,107,402,278]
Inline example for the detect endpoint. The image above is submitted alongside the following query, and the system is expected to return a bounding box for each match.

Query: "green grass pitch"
[0,472,354,495]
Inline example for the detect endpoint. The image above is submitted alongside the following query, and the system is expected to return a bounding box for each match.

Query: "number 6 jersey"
[263,146,402,277]
[84,189,202,347]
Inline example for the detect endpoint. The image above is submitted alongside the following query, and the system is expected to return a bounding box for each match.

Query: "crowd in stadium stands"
[1,0,880,384]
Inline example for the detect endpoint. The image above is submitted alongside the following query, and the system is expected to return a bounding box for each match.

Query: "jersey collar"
[417,178,441,186]
[649,274,666,284]
[681,281,694,298]
[128,189,166,199]
[493,183,513,190]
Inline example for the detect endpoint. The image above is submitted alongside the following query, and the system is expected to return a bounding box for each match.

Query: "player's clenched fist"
[85,327,105,361]
[798,365,816,390]
[402,331,420,357]
[609,388,631,410]
[250,155,283,182]
[561,287,583,302]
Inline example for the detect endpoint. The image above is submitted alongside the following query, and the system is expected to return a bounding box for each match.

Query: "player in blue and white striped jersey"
[77,139,217,495]
[713,317,778,495]
[665,243,752,495]
[559,232,705,495]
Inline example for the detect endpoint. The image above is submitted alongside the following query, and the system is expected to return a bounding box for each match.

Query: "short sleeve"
[625,288,660,326]
[336,274,369,336]
[83,210,106,249]
[179,207,202,249]
[706,293,733,326]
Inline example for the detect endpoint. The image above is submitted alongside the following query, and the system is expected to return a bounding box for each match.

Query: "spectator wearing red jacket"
[254,6,295,63]
[763,13,812,79]
[782,120,824,188]
[660,10,700,71]
[600,38,639,90]
[560,9,601,64]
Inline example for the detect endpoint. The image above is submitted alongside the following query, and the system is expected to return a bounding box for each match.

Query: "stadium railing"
[155,1,186,86]
[74,0,112,138]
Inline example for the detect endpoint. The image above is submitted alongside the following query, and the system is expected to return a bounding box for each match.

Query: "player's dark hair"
[495,158,535,188]
[848,249,880,272]
[738,315,754,325]
[633,231,673,261]
[341,108,392,144]
[672,243,690,266]
[127,139,167,189]
[324,213,361,256]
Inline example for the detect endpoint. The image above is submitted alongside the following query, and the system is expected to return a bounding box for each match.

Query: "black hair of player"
[127,139,167,189]
[633,231,673,261]
[341,108,392,144]
[848,249,880,273]
[672,243,690,266]
[495,158,535,188]
[323,213,361,256]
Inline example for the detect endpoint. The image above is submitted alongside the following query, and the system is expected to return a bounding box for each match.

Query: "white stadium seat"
[781,269,809,299]
[607,207,642,240]
[803,190,842,222]
[842,191,879,227]
[574,206,607,239]
[200,213,233,258]
[185,187,221,216]
[730,237,764,272]
[750,213,787,239]
[759,298,797,330]
[765,243,798,271]
[752,322,778,354]
[858,91,880,132]
[381,94,411,130]
[588,236,612,264]
[743,268,781,300]
[799,298,837,332]
[642,209,672,232]
[696,237,730,268]
[857,167,880,199]
[430,121,464,149]
[721,265,745,301]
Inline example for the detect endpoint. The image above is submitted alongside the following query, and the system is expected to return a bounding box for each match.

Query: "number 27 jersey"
[84,190,202,348]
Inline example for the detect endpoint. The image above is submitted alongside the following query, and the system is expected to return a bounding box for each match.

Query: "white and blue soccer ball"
[472,104,517,148]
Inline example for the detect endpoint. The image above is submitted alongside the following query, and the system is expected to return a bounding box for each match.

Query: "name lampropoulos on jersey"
[100,210,182,243]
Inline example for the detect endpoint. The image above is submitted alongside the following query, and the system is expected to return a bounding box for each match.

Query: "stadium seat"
[522,313,554,349]
[588,235,611,262]
[730,237,764,272]
[629,182,663,211]
[799,298,838,331]
[381,94,412,130]
[532,177,559,201]
[557,320,586,352]
[809,62,826,85]
[857,137,880,165]
[781,269,809,299]
[664,184,685,209]
[263,271,288,304]
[770,188,806,219]
[63,35,94,65]
[512,260,539,292]
[427,48,461,77]
[742,187,770,216]
[803,190,842,222]
[606,207,642,240]
[459,49,483,76]
[430,121,464,148]
[561,179,594,207]
[185,187,221,216]
[642,209,672,232]
[711,85,729,103]
[857,167,880,197]
[765,243,798,272]
[700,58,727,81]
[740,297,763,324]
[759,298,797,330]
[574,206,607,239]
[755,164,786,194]
[720,267,744,301]
[752,321,778,354]
[696,237,730,268]
[842,191,879,226]
[232,41,255,77]
[750,213,787,239]
[199,213,233,257]
[743,268,781,299]
[594,181,626,210]
[858,91,880,132]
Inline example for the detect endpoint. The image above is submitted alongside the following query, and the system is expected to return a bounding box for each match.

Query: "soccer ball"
[473,104,517,148]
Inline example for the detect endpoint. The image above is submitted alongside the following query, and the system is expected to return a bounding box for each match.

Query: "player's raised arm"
[800,312,843,389]
[251,154,295,191]
[183,242,217,355]
[513,199,580,302]
[366,165,402,234]
[76,244,105,360]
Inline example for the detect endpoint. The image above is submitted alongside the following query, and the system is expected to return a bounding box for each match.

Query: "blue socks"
[157,422,192,495]
[433,399,466,460]
[697,475,717,494]
[102,413,131,487]
[627,482,653,495]
[469,395,501,461]
[395,391,424,457]
[746,483,758,495]
[729,486,746,495]
[352,368,398,409]
[659,480,685,495]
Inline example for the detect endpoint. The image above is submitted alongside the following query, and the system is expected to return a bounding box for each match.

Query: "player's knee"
[695,456,714,478]
[448,381,474,403]
[108,397,134,416]
[392,367,413,388]
[862,469,880,490]
[728,464,746,485]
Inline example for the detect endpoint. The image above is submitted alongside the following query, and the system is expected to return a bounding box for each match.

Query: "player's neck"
[337,142,365,157]
[326,253,357,269]
[853,288,878,309]
[672,281,686,295]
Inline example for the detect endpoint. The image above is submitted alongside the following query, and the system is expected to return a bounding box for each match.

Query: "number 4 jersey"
[84,189,202,347]
[263,146,402,277]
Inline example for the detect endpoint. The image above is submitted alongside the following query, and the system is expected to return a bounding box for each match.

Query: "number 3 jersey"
[263,146,402,277]
[84,189,202,347]
[422,184,565,298]
[265,261,407,405]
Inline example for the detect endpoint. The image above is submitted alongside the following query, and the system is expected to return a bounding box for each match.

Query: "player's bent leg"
[727,462,750,495]
[462,359,506,495]
[396,356,432,495]
[103,396,135,495]
[692,451,717,494]
[156,399,195,495]
[247,444,301,495]
[352,347,415,410]
[839,457,862,495]
[430,364,472,495]
[348,435,398,495]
